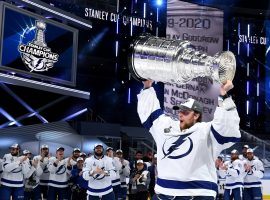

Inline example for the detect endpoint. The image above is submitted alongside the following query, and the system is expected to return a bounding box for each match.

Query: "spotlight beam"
[0,96,68,128]
[0,107,22,127]
[0,83,48,123]
[61,108,88,121]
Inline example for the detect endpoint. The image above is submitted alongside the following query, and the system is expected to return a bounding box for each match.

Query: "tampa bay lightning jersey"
[1,153,31,187]
[48,157,71,188]
[83,155,116,196]
[33,155,50,186]
[137,87,241,197]
[219,159,245,189]
[243,158,264,188]
[111,157,122,186]
[119,159,130,188]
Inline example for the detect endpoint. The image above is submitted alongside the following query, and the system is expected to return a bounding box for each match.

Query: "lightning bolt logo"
[162,133,193,160]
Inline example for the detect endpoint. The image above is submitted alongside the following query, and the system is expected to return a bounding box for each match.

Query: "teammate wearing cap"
[106,147,122,200]
[239,145,249,161]
[115,149,130,200]
[70,148,81,166]
[80,152,87,161]
[24,150,43,200]
[129,159,150,200]
[137,80,240,199]
[33,144,50,199]
[47,147,72,200]
[243,148,264,200]
[82,143,116,200]
[70,157,88,200]
[219,149,244,200]
[0,144,31,200]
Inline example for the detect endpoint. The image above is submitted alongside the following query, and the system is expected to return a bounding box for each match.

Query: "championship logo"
[18,20,59,72]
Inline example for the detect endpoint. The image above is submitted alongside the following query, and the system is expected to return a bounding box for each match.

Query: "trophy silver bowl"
[128,35,236,84]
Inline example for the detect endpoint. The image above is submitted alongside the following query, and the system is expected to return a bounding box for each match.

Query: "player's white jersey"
[33,155,50,186]
[220,159,244,189]
[119,159,130,188]
[137,87,241,197]
[1,154,31,187]
[243,158,264,188]
[47,157,71,188]
[83,155,116,196]
[111,157,122,186]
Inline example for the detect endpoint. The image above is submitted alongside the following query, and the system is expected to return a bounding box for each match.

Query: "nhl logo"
[18,20,59,72]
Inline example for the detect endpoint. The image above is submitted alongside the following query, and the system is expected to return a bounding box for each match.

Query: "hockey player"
[219,149,244,200]
[106,147,122,200]
[47,146,72,200]
[129,159,150,200]
[33,144,50,199]
[23,149,43,200]
[82,143,116,200]
[70,157,88,200]
[115,149,130,200]
[243,148,264,200]
[70,148,81,166]
[137,80,240,199]
[0,144,31,200]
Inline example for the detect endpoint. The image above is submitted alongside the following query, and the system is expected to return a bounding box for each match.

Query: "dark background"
[0,0,270,139]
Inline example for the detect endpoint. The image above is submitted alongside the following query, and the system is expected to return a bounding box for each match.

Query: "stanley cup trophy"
[129,34,236,84]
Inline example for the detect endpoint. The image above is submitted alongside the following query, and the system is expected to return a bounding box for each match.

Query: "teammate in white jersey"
[0,143,31,200]
[137,80,240,200]
[219,149,244,200]
[83,143,116,200]
[47,146,72,200]
[34,144,50,199]
[106,147,122,200]
[243,148,264,200]
[115,149,130,200]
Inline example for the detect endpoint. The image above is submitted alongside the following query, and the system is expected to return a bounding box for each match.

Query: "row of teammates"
[215,145,264,200]
[0,143,136,200]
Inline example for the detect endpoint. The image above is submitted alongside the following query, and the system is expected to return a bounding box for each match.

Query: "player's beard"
[94,151,103,157]
[11,151,19,156]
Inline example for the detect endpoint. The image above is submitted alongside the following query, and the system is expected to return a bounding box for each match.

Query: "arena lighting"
[61,108,88,121]
[0,108,22,128]
[128,88,131,104]
[246,81,249,95]
[156,0,163,6]
[0,73,90,99]
[20,0,92,29]
[238,23,241,55]
[247,24,250,57]
[0,83,48,123]
[246,100,249,115]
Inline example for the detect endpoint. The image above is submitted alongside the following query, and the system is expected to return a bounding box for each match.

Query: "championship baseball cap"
[154,154,157,158]
[247,148,253,153]
[242,145,249,149]
[41,144,49,149]
[10,144,20,149]
[56,147,65,151]
[80,152,86,157]
[106,147,113,151]
[94,143,103,148]
[23,150,31,155]
[116,149,123,154]
[231,149,239,154]
[137,159,144,164]
[77,157,84,162]
[73,148,81,152]
[173,98,202,113]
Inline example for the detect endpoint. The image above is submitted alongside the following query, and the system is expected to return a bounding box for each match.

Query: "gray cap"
[173,98,202,113]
